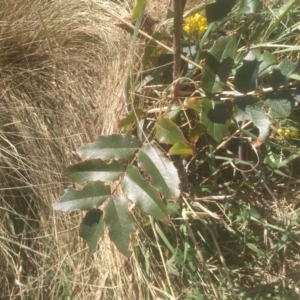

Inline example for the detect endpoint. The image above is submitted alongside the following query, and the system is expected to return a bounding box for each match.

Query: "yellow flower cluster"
[278,128,300,139]
[183,13,208,35]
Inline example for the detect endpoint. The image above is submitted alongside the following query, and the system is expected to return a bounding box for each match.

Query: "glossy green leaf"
[136,63,171,90]
[235,50,276,93]
[156,117,186,145]
[79,209,104,257]
[142,32,165,68]
[104,196,135,256]
[137,144,180,199]
[169,142,195,156]
[53,181,110,212]
[202,36,236,94]
[184,97,202,112]
[132,0,147,21]
[118,108,143,129]
[78,135,141,160]
[205,0,236,23]
[295,86,300,102]
[290,74,300,81]
[258,51,277,77]
[265,90,294,119]
[165,102,181,120]
[234,96,270,142]
[269,59,300,89]
[66,159,125,183]
[235,52,260,93]
[239,0,261,14]
[189,121,207,142]
[122,166,168,221]
[201,98,230,145]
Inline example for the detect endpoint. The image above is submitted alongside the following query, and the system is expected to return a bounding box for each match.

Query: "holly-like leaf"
[169,142,195,156]
[295,86,300,102]
[206,0,236,23]
[265,90,294,118]
[122,166,169,221]
[202,36,237,94]
[201,98,230,145]
[79,209,104,257]
[53,181,110,212]
[290,74,300,81]
[104,196,135,256]
[184,97,202,112]
[165,102,181,120]
[189,121,207,142]
[137,144,180,199]
[66,159,125,183]
[235,55,261,93]
[156,117,186,145]
[118,108,143,129]
[235,50,276,93]
[269,59,300,89]
[142,32,165,68]
[239,0,261,14]
[234,96,270,142]
[258,51,277,77]
[78,135,141,160]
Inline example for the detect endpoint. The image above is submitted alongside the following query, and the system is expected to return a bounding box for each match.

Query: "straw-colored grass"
[0,0,138,299]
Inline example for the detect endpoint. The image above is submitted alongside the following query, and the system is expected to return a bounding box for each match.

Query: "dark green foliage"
[54,135,180,255]
[205,0,236,23]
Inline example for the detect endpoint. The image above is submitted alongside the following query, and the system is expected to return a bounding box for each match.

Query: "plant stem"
[172,0,185,100]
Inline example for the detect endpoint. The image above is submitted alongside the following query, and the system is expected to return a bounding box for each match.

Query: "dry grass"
[0,0,136,299]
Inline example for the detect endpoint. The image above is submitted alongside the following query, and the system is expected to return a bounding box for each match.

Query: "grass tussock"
[0,0,134,299]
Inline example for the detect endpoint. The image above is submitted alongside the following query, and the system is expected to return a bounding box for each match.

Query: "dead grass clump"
[0,0,134,298]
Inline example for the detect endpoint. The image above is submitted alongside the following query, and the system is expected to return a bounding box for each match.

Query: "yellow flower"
[290,130,299,138]
[183,13,208,35]
[183,24,191,33]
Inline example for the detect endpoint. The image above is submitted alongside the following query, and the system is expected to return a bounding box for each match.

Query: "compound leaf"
[137,144,180,199]
[79,209,104,257]
[66,159,125,183]
[104,196,135,257]
[78,134,141,160]
[53,181,110,212]
[122,166,169,221]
